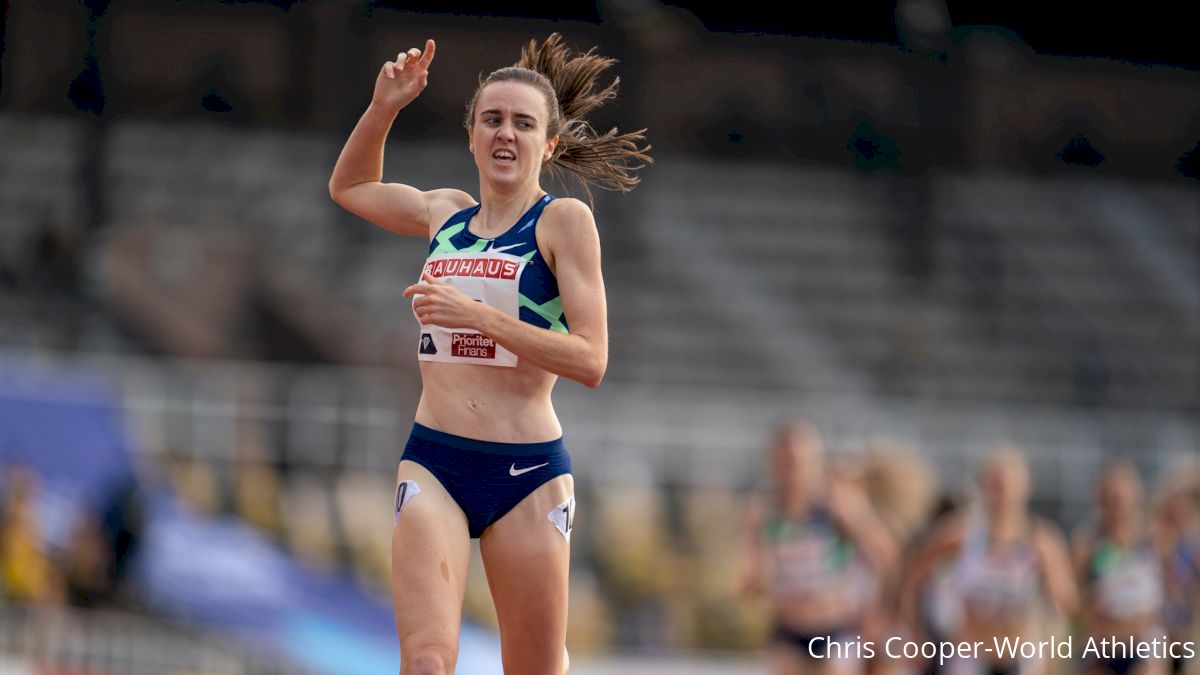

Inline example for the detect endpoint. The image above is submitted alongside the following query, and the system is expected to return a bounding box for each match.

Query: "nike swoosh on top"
[491,242,525,253]
[509,462,549,477]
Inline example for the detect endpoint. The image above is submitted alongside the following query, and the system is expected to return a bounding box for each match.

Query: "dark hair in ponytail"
[464,33,652,203]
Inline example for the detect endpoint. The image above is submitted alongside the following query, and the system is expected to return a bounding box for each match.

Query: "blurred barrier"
[0,606,302,674]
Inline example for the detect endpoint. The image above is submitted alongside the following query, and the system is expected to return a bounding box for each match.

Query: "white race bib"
[414,251,527,367]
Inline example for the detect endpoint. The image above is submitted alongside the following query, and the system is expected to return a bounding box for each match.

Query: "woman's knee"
[402,644,456,675]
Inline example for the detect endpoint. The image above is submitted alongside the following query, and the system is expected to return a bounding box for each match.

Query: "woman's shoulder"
[1030,518,1073,561]
[1030,516,1068,539]
[537,197,599,255]
[427,189,479,229]
[541,196,595,228]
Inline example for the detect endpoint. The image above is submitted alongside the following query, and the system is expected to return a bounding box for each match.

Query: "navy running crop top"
[413,194,567,367]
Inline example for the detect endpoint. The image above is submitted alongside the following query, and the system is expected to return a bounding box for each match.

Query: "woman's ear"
[468,128,474,155]
[544,134,559,161]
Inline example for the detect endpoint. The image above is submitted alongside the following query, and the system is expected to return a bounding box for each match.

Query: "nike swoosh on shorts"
[509,462,549,477]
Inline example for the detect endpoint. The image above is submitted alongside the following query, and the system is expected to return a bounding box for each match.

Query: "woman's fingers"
[419,39,436,68]
[410,294,436,323]
[380,41,434,84]
[402,282,428,298]
[403,272,444,297]
[392,51,415,75]
[392,40,436,75]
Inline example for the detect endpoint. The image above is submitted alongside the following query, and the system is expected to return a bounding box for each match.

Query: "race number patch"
[394,480,423,524]
[548,495,575,542]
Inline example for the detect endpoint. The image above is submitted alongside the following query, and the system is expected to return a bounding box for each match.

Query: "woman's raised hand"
[372,38,436,112]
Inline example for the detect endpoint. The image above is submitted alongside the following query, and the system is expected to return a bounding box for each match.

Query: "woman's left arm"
[829,478,899,574]
[1035,520,1081,617]
[403,198,608,387]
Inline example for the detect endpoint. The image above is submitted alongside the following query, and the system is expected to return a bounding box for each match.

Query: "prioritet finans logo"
[451,333,496,359]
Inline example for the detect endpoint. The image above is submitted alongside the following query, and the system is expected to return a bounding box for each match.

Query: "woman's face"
[772,424,823,500]
[1097,464,1142,520]
[979,450,1030,516]
[469,81,558,192]
[1158,482,1197,528]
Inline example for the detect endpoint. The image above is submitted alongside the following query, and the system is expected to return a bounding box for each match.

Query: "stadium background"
[0,1,1197,673]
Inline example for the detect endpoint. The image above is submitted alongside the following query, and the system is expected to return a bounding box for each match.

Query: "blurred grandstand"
[1,1,1197,674]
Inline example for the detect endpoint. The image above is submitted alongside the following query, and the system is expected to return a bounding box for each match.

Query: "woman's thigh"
[392,460,472,665]
[479,474,575,675]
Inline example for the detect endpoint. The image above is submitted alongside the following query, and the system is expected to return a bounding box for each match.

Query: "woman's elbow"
[875,542,900,575]
[1056,585,1080,616]
[328,179,347,205]
[579,353,607,389]
[328,175,364,205]
[580,367,605,389]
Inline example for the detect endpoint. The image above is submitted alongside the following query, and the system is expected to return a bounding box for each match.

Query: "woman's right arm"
[328,39,473,237]
[739,493,769,597]
[1034,520,1080,617]
[897,514,964,636]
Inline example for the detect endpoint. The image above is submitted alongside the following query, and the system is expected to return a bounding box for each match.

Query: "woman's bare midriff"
[960,614,1038,665]
[1087,612,1162,646]
[413,360,562,442]
[773,587,863,634]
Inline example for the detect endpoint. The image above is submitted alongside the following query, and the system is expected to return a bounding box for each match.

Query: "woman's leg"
[392,461,472,675]
[480,474,575,675]
[772,644,807,675]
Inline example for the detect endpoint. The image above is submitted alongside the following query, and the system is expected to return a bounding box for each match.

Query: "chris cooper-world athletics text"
[800,635,1196,666]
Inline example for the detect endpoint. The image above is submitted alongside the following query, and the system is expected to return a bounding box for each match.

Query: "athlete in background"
[900,447,1078,675]
[742,421,898,675]
[1073,460,1166,675]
